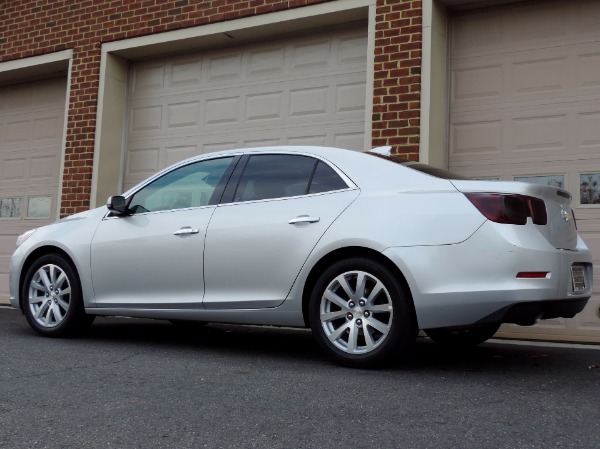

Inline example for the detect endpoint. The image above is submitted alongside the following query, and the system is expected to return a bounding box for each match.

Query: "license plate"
[571,266,586,292]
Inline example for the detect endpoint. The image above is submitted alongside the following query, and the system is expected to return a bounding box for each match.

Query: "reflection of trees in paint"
[580,174,600,205]
[514,175,564,189]
[546,178,564,189]
[0,197,22,218]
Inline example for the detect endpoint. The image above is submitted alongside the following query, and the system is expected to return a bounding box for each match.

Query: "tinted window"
[309,161,348,194]
[403,163,470,180]
[128,157,233,214]
[234,155,316,202]
[366,152,469,180]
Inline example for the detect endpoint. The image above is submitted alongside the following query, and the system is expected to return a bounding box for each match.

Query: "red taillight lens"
[464,193,547,225]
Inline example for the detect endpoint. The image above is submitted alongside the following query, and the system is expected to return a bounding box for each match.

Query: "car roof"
[123,146,455,197]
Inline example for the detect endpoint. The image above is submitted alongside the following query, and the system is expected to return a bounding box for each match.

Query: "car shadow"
[67,316,598,375]
[7,310,596,375]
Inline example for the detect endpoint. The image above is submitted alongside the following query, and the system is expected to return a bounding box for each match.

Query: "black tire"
[309,257,416,368]
[424,323,500,347]
[21,253,94,337]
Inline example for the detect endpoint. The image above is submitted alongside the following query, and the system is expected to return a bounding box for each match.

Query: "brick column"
[372,0,422,160]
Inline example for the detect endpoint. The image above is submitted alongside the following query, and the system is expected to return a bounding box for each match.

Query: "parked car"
[9,146,592,367]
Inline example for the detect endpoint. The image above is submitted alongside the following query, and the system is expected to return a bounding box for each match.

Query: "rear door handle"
[174,226,200,236]
[289,215,320,225]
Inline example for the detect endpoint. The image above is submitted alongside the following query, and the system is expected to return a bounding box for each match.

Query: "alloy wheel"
[27,263,72,328]
[319,270,394,355]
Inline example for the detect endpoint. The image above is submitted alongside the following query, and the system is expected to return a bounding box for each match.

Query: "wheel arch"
[18,246,80,312]
[301,246,415,327]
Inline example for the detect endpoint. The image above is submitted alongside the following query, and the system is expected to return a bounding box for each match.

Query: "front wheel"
[309,258,416,368]
[424,323,500,347]
[22,254,94,337]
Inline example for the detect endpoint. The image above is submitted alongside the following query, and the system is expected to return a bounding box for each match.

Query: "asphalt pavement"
[1,307,599,449]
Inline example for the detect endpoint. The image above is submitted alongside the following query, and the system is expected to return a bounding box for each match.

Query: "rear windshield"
[402,163,470,180]
[366,153,470,180]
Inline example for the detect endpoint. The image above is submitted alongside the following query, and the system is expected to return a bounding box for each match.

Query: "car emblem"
[561,209,571,222]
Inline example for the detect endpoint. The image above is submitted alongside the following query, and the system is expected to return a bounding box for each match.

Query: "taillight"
[464,193,547,225]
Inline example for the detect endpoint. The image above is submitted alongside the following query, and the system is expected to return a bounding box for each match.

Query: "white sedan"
[9,146,593,367]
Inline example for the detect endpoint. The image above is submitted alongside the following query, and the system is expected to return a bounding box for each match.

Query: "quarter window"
[128,157,234,214]
[309,161,349,194]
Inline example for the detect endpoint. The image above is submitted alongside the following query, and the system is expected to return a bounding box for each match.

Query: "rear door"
[203,153,359,309]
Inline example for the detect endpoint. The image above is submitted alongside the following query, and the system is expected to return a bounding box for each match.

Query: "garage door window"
[0,197,22,219]
[26,196,52,219]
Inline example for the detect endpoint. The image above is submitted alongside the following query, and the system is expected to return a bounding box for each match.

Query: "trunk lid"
[451,180,578,250]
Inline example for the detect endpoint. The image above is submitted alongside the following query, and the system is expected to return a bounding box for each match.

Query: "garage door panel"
[0,158,27,184]
[1,153,61,187]
[132,32,367,99]
[125,25,367,190]
[128,74,366,138]
[453,46,600,112]
[511,113,568,152]
[133,64,165,93]
[508,1,568,43]
[450,118,503,156]
[3,113,65,148]
[0,77,66,302]
[450,0,600,342]
[452,64,503,103]
[29,154,59,181]
[512,56,568,96]
[450,0,593,59]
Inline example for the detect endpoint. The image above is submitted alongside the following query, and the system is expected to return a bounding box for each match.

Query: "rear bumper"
[384,220,593,329]
[475,297,590,326]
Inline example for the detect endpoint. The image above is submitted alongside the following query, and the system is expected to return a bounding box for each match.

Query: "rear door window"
[233,154,348,202]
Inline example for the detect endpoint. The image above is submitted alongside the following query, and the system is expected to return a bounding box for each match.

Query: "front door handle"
[174,226,200,236]
[289,215,320,225]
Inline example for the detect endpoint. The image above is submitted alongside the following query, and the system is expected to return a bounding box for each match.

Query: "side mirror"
[107,195,128,215]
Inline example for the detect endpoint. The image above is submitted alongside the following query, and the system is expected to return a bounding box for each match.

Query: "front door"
[90,156,235,308]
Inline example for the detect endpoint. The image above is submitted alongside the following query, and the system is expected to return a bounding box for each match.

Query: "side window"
[128,157,233,214]
[234,154,316,202]
[309,161,348,194]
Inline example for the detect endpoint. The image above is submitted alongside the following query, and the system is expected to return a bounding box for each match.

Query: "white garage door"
[0,77,66,303]
[124,25,368,191]
[449,0,600,342]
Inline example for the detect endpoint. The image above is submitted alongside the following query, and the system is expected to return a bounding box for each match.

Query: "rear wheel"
[22,254,94,337]
[309,258,416,368]
[424,323,500,347]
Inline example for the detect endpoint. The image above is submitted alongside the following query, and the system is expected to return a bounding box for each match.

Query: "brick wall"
[372,0,422,161]
[0,0,422,216]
